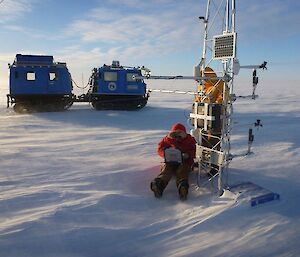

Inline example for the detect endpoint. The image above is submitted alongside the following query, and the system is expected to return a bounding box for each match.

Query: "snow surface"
[0,80,299,257]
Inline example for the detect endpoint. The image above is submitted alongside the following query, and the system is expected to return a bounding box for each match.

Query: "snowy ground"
[0,80,299,257]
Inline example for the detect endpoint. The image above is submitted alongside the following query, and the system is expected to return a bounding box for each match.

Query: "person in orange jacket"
[150,123,197,200]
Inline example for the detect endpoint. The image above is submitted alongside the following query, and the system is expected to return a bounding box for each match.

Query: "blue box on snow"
[229,181,280,207]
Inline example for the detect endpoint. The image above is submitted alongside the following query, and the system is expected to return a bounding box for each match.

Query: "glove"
[182,153,189,159]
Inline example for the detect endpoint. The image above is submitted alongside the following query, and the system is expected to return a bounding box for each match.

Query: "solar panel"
[213,33,236,59]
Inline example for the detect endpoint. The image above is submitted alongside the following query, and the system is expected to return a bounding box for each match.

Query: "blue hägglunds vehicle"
[7,54,74,113]
[85,61,149,110]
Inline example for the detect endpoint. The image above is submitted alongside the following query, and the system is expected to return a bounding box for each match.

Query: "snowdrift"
[0,80,299,257]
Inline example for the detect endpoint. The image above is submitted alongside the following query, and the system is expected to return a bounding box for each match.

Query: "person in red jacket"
[150,123,196,200]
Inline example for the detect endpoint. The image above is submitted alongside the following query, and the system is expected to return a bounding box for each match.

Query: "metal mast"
[137,0,266,196]
[190,0,237,195]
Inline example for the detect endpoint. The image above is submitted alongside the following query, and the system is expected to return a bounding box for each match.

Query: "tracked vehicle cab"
[88,61,149,110]
[8,54,73,113]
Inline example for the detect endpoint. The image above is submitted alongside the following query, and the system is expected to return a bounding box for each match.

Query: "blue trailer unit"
[88,61,149,110]
[8,54,74,113]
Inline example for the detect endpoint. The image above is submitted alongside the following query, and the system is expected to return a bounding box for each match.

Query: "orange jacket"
[195,67,225,104]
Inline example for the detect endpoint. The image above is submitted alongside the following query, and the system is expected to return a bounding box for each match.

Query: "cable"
[71,78,89,90]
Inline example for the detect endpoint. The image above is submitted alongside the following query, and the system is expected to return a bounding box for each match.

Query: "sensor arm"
[239,61,268,70]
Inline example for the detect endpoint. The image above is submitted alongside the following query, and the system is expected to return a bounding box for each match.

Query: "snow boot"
[150,178,165,198]
[178,180,189,201]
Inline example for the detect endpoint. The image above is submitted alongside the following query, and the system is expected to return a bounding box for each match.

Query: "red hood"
[171,123,186,133]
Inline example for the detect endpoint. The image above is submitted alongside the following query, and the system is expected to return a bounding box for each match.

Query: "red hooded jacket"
[157,123,197,166]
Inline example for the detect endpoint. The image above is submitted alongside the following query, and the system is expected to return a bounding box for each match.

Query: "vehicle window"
[49,72,57,81]
[26,72,36,81]
[104,72,117,82]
